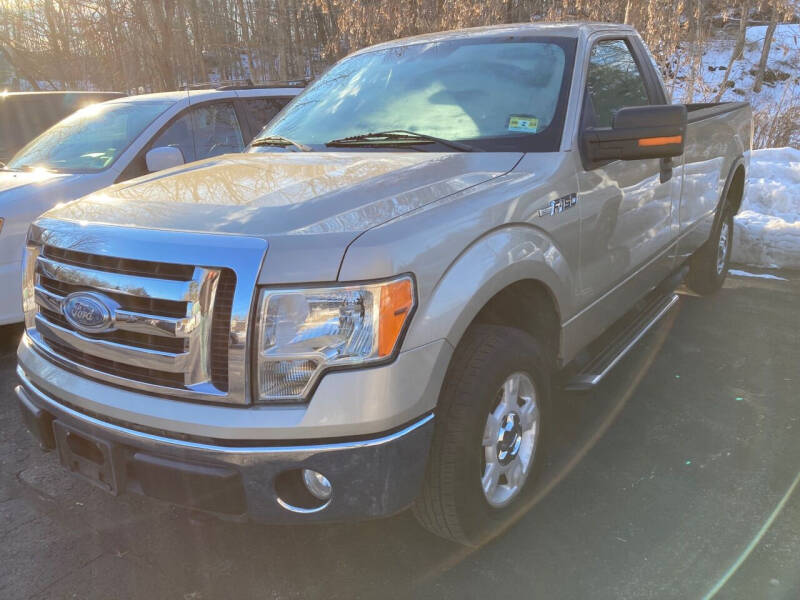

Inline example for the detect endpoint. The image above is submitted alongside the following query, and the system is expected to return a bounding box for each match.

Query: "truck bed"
[684,101,750,122]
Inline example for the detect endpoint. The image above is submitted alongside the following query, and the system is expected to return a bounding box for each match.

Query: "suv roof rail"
[186,78,308,91]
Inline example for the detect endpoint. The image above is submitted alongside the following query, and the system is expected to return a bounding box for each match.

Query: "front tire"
[687,208,734,296]
[412,324,551,545]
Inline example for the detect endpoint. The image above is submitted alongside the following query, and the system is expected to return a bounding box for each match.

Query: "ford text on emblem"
[62,292,115,333]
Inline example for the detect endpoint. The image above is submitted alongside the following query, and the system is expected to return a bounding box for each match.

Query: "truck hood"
[40,151,521,283]
[43,152,521,237]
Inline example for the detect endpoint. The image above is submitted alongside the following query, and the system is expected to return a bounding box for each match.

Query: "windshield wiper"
[251,135,311,152]
[326,130,475,152]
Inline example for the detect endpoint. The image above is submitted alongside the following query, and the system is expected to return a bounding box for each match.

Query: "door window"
[243,98,292,134]
[151,102,244,163]
[585,39,651,127]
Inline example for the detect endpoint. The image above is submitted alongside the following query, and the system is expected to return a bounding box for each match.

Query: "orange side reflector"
[638,135,682,147]
[378,279,414,357]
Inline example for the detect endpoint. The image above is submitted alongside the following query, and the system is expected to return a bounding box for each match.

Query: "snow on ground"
[665,24,800,268]
[732,147,800,269]
[729,269,788,281]
[669,24,800,147]
[670,23,800,108]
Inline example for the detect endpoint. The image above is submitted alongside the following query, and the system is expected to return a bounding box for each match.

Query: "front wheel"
[687,208,734,296]
[412,324,551,545]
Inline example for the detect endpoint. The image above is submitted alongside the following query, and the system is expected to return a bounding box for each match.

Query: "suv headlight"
[255,275,415,403]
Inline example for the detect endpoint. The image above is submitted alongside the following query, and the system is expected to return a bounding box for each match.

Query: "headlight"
[255,275,415,403]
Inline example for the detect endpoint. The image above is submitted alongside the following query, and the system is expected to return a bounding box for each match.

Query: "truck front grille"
[30,245,234,399]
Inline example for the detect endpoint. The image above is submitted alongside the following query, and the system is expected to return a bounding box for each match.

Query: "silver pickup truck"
[15,23,750,544]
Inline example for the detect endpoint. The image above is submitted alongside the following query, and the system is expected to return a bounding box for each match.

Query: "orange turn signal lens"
[638,135,682,147]
[378,278,414,357]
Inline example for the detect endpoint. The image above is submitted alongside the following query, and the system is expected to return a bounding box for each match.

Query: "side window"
[585,39,651,128]
[151,111,195,162]
[243,97,292,134]
[151,102,244,163]
[191,102,244,159]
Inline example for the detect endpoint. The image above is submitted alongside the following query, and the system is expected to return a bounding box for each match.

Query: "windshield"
[7,100,173,173]
[256,37,575,152]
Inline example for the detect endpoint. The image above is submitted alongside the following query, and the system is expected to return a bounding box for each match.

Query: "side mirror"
[145,146,185,172]
[582,104,687,164]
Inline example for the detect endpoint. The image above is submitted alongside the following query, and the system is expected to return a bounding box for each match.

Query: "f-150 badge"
[538,193,577,217]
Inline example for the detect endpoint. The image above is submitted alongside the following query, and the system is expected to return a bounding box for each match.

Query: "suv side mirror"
[145,146,185,172]
[582,104,687,164]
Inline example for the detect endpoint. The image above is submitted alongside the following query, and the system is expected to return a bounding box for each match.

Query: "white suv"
[0,84,302,325]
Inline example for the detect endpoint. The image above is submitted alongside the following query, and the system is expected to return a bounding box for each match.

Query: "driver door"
[576,37,678,332]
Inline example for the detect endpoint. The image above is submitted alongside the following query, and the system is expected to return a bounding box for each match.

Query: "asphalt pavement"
[1,269,798,600]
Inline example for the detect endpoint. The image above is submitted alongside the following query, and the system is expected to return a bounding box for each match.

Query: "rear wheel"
[687,208,734,296]
[412,324,551,545]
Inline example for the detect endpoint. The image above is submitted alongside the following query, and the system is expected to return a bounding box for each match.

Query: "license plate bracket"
[53,421,121,495]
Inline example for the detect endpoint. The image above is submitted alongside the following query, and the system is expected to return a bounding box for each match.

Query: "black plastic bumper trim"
[130,452,247,515]
[15,385,55,450]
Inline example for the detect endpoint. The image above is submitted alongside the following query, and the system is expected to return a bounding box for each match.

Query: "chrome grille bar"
[35,315,190,372]
[34,285,192,338]
[37,256,199,302]
[33,285,62,313]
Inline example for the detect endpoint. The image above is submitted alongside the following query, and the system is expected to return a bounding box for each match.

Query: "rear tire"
[686,208,734,296]
[412,324,551,545]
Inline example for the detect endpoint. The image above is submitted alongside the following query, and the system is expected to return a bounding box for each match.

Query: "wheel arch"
[725,162,746,215]
[406,224,570,365]
[468,279,561,367]
[714,156,746,227]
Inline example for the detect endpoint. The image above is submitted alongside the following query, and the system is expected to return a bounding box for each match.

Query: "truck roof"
[351,22,636,56]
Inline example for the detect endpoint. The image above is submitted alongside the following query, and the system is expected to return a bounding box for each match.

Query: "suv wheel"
[412,324,551,545]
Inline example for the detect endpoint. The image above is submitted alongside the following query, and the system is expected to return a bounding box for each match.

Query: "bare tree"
[752,9,778,93]
[715,0,751,101]
[0,0,793,102]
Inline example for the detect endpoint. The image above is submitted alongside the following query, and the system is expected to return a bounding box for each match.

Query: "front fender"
[404,224,572,350]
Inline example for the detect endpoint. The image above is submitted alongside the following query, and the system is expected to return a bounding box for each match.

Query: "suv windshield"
[7,100,173,173]
[255,37,575,152]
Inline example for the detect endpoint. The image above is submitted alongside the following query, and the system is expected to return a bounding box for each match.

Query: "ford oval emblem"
[63,292,115,333]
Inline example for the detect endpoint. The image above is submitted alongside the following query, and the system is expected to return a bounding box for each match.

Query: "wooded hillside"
[1,0,798,145]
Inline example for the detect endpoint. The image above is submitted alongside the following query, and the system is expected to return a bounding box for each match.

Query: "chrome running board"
[564,294,680,391]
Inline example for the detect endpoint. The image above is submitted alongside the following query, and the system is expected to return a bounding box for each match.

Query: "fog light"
[302,469,332,500]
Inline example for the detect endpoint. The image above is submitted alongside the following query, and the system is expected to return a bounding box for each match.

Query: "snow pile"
[732,147,800,269]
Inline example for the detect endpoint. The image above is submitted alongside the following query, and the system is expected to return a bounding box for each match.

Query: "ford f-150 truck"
[15,23,750,545]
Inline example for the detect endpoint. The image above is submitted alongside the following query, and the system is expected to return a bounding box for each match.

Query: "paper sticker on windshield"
[507,115,539,133]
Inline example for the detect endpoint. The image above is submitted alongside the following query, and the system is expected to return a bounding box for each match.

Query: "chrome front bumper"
[17,334,451,440]
[15,369,434,522]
